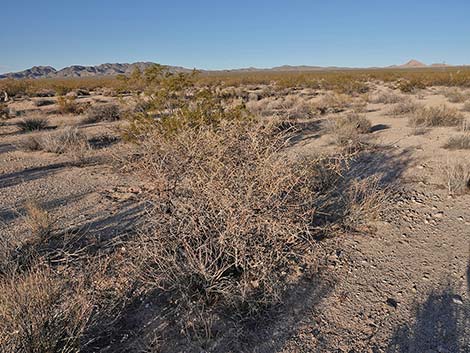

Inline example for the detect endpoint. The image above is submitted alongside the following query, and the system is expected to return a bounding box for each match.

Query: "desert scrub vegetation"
[0,268,93,353]
[57,96,89,115]
[246,95,316,119]
[409,105,464,128]
[17,127,90,159]
[0,201,94,352]
[443,88,469,103]
[5,66,470,99]
[127,117,386,341]
[444,159,470,195]
[0,67,392,352]
[23,200,54,239]
[118,67,387,343]
[396,79,426,93]
[122,65,248,140]
[328,112,372,149]
[461,101,470,112]
[387,99,423,117]
[369,91,404,104]
[16,117,49,132]
[84,103,121,123]
[444,134,470,150]
[314,93,351,114]
[0,103,9,119]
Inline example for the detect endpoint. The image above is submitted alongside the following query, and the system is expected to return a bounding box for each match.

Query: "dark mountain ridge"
[0,60,457,80]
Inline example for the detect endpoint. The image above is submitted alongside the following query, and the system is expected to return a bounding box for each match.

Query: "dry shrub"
[444,160,470,195]
[342,176,388,229]
[41,127,89,155]
[129,119,384,340]
[397,79,426,93]
[370,91,403,104]
[350,97,368,113]
[57,96,88,115]
[314,93,351,114]
[246,95,315,119]
[17,127,89,155]
[387,100,423,117]
[85,104,121,124]
[245,98,271,116]
[461,119,470,132]
[444,134,470,150]
[462,101,470,112]
[409,105,464,128]
[16,117,49,133]
[329,112,372,148]
[444,88,468,103]
[0,268,92,353]
[279,96,316,119]
[0,103,9,119]
[24,200,53,240]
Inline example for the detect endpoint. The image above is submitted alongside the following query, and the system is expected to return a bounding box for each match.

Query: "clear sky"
[2,0,470,73]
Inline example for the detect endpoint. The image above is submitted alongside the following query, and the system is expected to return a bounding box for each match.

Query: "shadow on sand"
[387,280,470,353]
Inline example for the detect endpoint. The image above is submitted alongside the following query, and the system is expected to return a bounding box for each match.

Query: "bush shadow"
[387,283,470,353]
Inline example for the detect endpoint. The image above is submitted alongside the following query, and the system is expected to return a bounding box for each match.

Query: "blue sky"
[2,0,470,73]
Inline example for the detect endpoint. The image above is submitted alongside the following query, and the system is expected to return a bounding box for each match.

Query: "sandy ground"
[0,86,469,352]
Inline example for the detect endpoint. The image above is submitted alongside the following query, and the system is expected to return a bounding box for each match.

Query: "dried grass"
[444,159,470,195]
[409,105,464,128]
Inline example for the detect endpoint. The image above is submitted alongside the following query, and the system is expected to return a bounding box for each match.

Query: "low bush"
[444,134,470,150]
[444,160,470,195]
[0,103,9,119]
[370,91,403,104]
[129,119,385,340]
[17,127,89,157]
[462,101,470,112]
[246,96,316,119]
[85,104,121,123]
[387,100,423,117]
[0,268,92,353]
[397,79,426,93]
[329,112,372,148]
[24,200,53,240]
[57,96,87,115]
[314,93,351,114]
[409,105,464,128]
[16,117,49,132]
[443,88,468,103]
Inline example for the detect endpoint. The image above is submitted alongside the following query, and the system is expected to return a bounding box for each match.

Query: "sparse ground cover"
[0,67,469,353]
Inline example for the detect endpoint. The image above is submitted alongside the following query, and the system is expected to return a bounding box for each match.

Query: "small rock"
[452,295,463,305]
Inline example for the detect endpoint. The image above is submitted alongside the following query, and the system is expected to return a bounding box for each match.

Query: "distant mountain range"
[0,62,193,80]
[0,60,455,79]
